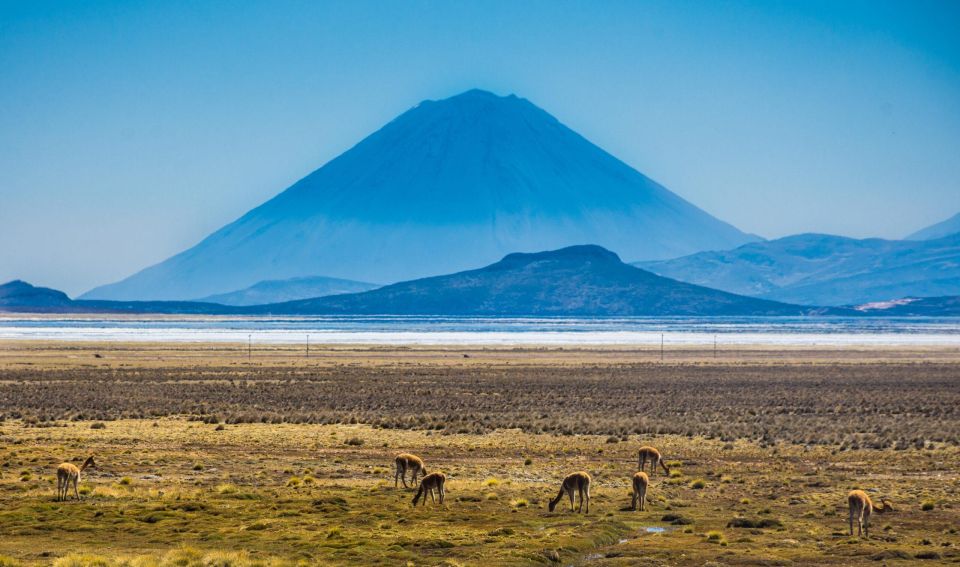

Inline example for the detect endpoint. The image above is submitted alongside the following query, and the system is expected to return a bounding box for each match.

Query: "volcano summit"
[84,89,757,301]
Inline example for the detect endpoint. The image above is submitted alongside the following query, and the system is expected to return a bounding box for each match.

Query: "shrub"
[921,501,935,511]
[727,517,783,529]
[661,513,693,525]
[690,479,706,489]
[706,530,727,546]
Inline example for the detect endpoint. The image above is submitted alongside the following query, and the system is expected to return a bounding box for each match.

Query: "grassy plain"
[0,341,958,566]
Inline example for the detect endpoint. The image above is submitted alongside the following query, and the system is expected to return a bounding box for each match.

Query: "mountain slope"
[907,212,960,240]
[855,296,960,316]
[83,89,757,301]
[637,233,960,306]
[197,276,378,306]
[247,245,829,316]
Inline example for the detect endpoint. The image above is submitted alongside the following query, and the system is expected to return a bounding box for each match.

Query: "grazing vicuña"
[549,471,591,514]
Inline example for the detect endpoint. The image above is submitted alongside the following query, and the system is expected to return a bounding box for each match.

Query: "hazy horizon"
[2,1,959,295]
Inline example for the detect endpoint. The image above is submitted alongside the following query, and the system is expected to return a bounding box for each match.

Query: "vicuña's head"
[421,466,428,475]
[548,491,564,512]
[82,456,96,469]
[880,498,894,512]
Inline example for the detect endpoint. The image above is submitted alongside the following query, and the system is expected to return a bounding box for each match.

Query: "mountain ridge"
[197,275,378,306]
[637,232,960,306]
[907,212,960,240]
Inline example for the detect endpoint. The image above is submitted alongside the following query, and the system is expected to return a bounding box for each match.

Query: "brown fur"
[848,489,893,538]
[56,456,95,502]
[394,453,427,489]
[631,471,650,511]
[412,472,446,506]
[549,471,591,514]
[638,446,670,475]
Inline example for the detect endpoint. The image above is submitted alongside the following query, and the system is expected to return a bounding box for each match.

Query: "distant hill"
[637,233,960,306]
[906,212,960,240]
[854,296,960,317]
[198,276,378,306]
[82,89,757,301]
[0,280,230,314]
[247,245,832,316]
[0,280,73,310]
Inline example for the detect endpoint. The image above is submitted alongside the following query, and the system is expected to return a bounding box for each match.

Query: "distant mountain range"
[906,212,960,241]
[3,246,844,316]
[82,89,757,301]
[197,276,378,306]
[245,245,832,316]
[637,233,960,306]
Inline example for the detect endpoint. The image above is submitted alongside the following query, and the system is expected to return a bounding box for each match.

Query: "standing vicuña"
[394,453,427,489]
[412,472,446,506]
[548,471,591,513]
[848,489,893,538]
[631,471,650,511]
[56,456,95,502]
[638,446,670,475]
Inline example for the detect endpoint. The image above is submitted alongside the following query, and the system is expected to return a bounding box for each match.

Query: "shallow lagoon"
[1,315,958,345]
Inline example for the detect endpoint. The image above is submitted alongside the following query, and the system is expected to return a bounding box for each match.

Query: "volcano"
[84,89,757,301]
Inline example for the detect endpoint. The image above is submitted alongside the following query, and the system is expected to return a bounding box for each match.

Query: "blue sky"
[1,0,959,294]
